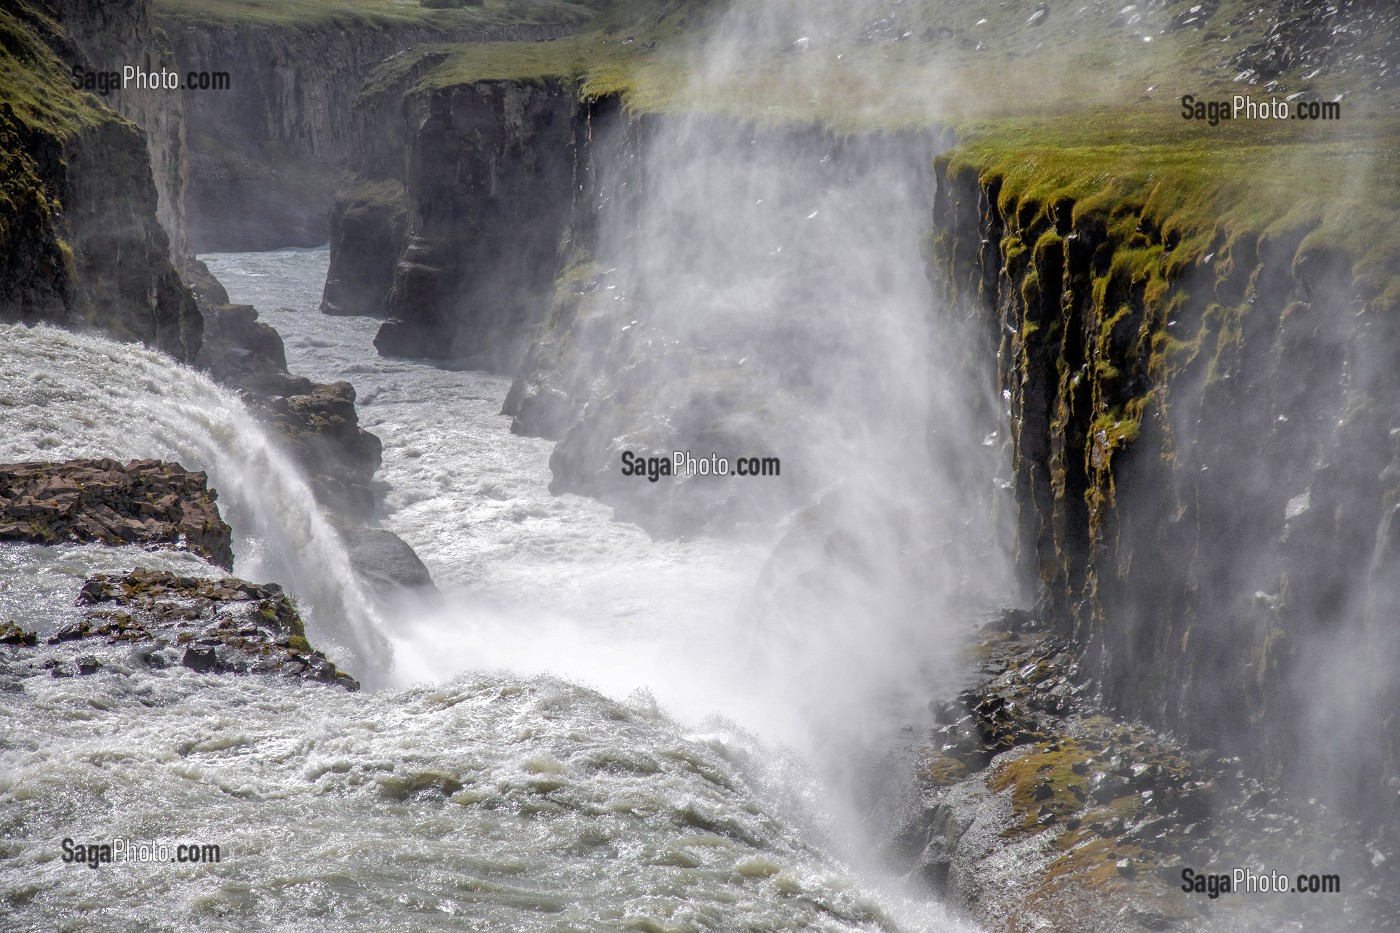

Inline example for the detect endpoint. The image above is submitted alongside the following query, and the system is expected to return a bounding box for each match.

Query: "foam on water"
[0,663,943,932]
[204,250,784,732]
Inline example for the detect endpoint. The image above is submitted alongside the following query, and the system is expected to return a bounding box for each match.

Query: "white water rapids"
[0,249,975,932]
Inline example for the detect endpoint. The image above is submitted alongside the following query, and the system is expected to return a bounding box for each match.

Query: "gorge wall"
[364,76,952,538]
[162,15,578,252]
[0,0,199,361]
[929,155,1400,826]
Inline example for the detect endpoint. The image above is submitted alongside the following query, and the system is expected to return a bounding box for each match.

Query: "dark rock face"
[248,382,384,518]
[930,157,1400,826]
[334,521,436,594]
[189,258,311,397]
[51,0,188,260]
[1,569,356,690]
[374,78,583,370]
[0,459,233,570]
[321,181,407,316]
[187,259,383,517]
[0,1,200,362]
[62,118,202,359]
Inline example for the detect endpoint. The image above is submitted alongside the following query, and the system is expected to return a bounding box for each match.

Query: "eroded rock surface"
[883,611,1399,932]
[0,459,233,570]
[0,568,357,690]
[248,382,385,518]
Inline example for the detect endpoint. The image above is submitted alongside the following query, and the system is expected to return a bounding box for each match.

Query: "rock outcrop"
[0,459,233,570]
[879,611,1397,932]
[321,180,407,316]
[0,569,357,690]
[187,259,384,517]
[247,382,385,518]
[374,78,583,369]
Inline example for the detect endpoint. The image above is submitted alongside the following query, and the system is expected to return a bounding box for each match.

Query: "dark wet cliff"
[372,77,584,367]
[929,156,1400,823]
[0,0,199,361]
[53,0,188,261]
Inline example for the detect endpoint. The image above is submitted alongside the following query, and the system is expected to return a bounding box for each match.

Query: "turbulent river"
[0,249,971,932]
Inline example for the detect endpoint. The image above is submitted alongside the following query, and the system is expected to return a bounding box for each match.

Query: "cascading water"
[0,323,388,680]
[2,4,1011,927]
[0,290,977,929]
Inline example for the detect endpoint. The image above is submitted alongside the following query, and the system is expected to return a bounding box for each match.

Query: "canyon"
[2,0,1398,929]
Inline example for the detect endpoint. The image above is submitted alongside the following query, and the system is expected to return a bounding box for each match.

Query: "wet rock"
[0,458,233,569]
[884,615,1400,930]
[187,260,383,518]
[1229,0,1400,89]
[247,381,383,517]
[191,257,312,399]
[332,519,435,594]
[321,181,407,317]
[0,623,38,646]
[10,568,358,690]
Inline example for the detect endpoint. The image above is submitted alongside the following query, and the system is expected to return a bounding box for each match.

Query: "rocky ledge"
[883,611,1399,932]
[187,259,384,517]
[0,459,233,570]
[0,569,357,691]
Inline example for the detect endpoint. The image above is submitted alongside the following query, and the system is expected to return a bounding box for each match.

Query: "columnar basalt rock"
[929,156,1400,826]
[52,0,189,261]
[374,78,584,369]
[321,181,407,317]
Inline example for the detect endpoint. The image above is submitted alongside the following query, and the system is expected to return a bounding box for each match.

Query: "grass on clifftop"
[942,109,1400,309]
[349,0,1394,129]
[0,3,103,136]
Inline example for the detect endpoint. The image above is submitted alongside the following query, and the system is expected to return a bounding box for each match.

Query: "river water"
[0,249,973,932]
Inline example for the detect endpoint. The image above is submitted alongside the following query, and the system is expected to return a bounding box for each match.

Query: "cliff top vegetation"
[338,0,1396,126]
[1,1,104,135]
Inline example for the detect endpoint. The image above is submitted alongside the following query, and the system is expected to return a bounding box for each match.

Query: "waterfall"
[0,322,390,682]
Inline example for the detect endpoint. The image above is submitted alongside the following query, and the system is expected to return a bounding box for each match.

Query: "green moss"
[988,740,1093,836]
[1090,409,1141,451]
[0,4,104,136]
[943,112,1400,316]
